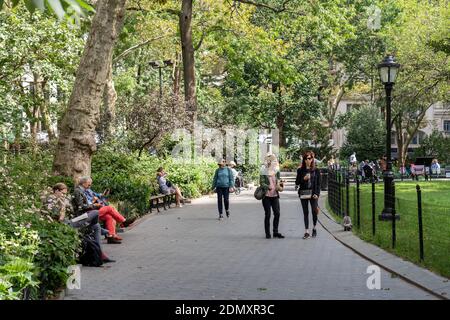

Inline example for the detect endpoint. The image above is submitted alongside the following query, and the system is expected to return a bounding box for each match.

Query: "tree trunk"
[273,83,286,148]
[180,0,197,128]
[53,0,127,180]
[277,115,286,148]
[28,73,40,145]
[99,61,117,141]
[395,118,404,168]
[30,105,39,146]
[40,102,56,142]
[39,79,56,142]
[327,85,345,130]
[173,52,182,95]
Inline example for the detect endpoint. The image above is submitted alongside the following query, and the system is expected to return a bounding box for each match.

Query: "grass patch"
[327,180,450,279]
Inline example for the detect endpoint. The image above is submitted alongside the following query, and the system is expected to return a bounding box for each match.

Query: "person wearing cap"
[259,154,285,239]
[212,159,235,220]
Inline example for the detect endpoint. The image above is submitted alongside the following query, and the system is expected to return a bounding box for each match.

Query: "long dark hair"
[301,151,316,170]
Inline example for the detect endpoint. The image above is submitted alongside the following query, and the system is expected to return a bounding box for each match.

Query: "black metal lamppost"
[149,59,173,97]
[378,55,400,223]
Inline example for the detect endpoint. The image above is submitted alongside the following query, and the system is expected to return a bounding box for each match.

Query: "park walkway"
[65,188,436,300]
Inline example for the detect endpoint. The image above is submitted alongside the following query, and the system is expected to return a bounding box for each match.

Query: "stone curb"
[318,194,449,300]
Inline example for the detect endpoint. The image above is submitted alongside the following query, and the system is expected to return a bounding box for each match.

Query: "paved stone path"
[65,189,436,300]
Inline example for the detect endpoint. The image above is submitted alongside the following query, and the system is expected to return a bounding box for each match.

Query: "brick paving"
[65,188,436,300]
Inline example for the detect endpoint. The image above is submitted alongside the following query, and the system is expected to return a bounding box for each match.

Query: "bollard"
[330,171,333,212]
[335,170,338,214]
[391,180,396,249]
[372,181,376,236]
[416,185,424,261]
[329,170,333,213]
[346,171,350,217]
[338,171,342,216]
[357,176,361,229]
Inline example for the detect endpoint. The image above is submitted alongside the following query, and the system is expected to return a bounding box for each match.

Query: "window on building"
[411,131,426,145]
[444,120,450,133]
[391,132,396,145]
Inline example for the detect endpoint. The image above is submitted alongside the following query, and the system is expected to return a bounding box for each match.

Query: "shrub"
[0,152,80,299]
[0,147,217,298]
[236,163,260,185]
[0,223,40,300]
[91,149,217,214]
[280,159,299,171]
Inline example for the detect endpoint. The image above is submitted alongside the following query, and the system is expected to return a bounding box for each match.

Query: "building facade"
[331,94,450,159]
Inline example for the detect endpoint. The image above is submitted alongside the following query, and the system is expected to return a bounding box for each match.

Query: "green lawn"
[327,180,450,279]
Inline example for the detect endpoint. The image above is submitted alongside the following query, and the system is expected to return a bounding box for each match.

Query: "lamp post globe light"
[149,59,173,97]
[378,55,400,223]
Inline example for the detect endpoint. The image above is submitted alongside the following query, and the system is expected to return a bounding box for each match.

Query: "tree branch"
[156,8,181,16]
[113,35,174,63]
[138,135,159,159]
[194,26,243,51]
[127,7,149,12]
[194,31,207,52]
[233,0,293,13]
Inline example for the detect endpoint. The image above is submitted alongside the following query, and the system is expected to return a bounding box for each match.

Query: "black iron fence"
[326,167,450,270]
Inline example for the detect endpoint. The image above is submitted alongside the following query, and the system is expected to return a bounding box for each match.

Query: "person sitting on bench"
[82,177,126,244]
[156,167,184,208]
[363,160,374,182]
[43,182,115,263]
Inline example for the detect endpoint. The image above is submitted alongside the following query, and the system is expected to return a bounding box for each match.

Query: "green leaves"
[2,0,94,21]
[46,0,65,19]
[32,0,45,11]
[340,104,386,162]
[23,1,35,13]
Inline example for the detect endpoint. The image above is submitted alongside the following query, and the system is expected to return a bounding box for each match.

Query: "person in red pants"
[83,177,126,244]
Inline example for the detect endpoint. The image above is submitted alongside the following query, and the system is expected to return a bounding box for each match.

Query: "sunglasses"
[306,157,313,160]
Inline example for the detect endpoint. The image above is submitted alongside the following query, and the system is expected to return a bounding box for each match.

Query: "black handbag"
[254,186,266,200]
[298,189,312,200]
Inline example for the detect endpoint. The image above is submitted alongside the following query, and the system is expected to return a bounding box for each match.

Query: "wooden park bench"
[149,181,176,213]
[445,166,450,178]
[411,165,426,180]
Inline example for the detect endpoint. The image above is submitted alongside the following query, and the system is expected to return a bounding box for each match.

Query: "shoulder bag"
[254,186,266,200]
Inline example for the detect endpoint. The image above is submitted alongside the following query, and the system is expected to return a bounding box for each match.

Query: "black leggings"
[301,198,318,230]
[216,187,230,215]
[262,197,280,235]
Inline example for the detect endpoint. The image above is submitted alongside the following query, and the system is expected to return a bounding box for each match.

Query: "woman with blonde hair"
[259,154,285,239]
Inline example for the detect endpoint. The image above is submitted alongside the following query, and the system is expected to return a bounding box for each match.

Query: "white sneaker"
[176,204,183,208]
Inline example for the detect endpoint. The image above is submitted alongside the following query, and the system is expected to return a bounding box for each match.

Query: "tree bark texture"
[273,83,286,148]
[53,0,127,180]
[180,0,197,128]
[99,61,117,141]
[172,52,182,95]
[39,79,56,142]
